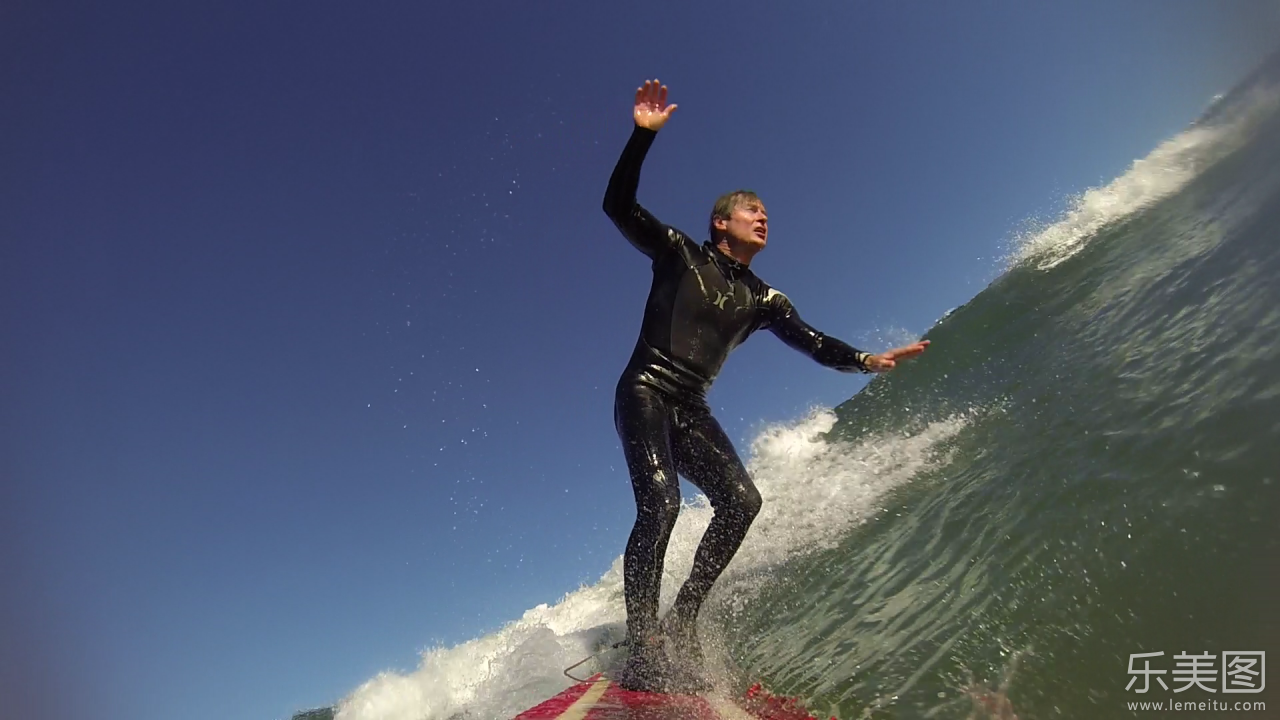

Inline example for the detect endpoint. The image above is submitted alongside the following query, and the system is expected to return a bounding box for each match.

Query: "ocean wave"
[331,409,971,720]
[1006,87,1279,270]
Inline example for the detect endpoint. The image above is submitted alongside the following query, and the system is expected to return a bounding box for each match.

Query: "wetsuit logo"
[713,290,733,310]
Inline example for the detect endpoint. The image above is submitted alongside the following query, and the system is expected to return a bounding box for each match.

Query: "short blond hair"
[708,190,763,240]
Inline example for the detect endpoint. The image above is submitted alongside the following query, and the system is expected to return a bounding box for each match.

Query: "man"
[602,79,929,692]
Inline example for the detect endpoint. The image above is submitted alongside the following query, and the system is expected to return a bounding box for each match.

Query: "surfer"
[603,79,929,692]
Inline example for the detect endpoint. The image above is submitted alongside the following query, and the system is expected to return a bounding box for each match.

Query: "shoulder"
[658,226,706,266]
[747,275,795,324]
[746,273,789,305]
[667,225,697,251]
[761,284,789,307]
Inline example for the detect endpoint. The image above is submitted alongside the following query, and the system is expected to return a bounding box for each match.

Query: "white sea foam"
[331,408,971,720]
[1007,88,1279,270]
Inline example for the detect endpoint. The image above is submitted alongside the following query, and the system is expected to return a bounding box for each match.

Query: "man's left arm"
[762,289,874,373]
[761,289,930,373]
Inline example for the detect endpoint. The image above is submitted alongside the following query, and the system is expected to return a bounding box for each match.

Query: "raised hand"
[865,340,930,373]
[633,79,678,131]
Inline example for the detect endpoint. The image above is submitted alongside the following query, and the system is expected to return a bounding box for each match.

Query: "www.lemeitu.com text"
[1128,699,1266,712]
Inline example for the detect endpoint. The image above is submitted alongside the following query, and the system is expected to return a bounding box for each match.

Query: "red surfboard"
[512,673,830,720]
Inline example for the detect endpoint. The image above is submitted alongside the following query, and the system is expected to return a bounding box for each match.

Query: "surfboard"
[512,673,829,720]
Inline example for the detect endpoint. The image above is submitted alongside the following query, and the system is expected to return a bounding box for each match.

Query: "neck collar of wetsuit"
[703,240,750,280]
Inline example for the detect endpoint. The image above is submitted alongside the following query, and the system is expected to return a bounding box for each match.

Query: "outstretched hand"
[634,79,678,131]
[865,340,930,373]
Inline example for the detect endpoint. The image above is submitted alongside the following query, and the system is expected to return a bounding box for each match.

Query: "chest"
[668,257,760,336]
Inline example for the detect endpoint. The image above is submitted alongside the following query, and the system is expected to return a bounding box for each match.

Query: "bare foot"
[927,649,1027,720]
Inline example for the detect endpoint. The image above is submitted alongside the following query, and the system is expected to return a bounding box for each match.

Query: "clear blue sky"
[1,2,1276,719]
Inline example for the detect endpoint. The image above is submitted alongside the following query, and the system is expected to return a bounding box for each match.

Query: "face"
[715,199,768,249]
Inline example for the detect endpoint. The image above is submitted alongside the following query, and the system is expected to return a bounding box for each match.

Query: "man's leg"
[665,404,762,650]
[614,383,681,688]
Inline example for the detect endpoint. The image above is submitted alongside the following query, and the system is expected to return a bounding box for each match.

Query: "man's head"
[709,190,767,260]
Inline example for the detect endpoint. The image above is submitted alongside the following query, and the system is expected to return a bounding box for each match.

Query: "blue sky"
[1,2,1276,719]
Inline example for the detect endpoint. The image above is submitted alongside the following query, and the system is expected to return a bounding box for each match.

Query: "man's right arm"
[602,125,678,260]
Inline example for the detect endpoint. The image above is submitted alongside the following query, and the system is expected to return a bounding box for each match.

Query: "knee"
[740,483,762,522]
[636,482,681,533]
[655,492,681,530]
[724,481,762,526]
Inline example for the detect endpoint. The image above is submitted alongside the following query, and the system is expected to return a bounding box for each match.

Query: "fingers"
[872,340,930,371]
[635,79,674,113]
[636,79,658,106]
[886,340,930,360]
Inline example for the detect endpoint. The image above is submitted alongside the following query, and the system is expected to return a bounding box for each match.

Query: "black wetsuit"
[603,125,874,649]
